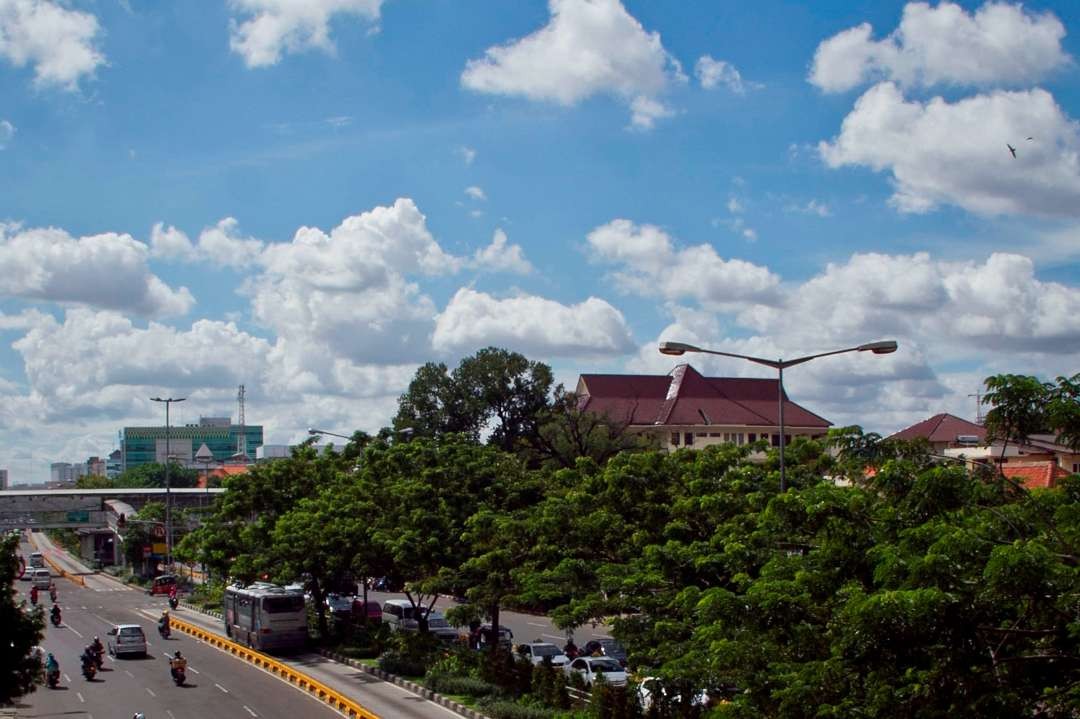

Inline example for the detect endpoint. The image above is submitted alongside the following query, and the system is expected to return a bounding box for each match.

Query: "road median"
[168,615,380,719]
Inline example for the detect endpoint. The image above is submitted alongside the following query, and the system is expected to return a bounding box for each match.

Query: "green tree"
[1048,373,1080,452]
[1,533,46,703]
[75,473,112,489]
[113,462,200,489]
[393,347,554,452]
[982,374,1053,463]
[524,386,656,469]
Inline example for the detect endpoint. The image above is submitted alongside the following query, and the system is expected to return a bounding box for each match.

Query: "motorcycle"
[49,586,57,603]
[171,665,185,686]
[158,619,171,639]
[46,668,60,688]
[50,609,61,627]
[30,588,38,605]
[168,594,179,610]
[91,645,105,670]
[81,659,96,681]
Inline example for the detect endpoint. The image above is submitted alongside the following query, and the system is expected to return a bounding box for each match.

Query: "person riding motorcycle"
[44,652,59,686]
[90,636,105,667]
[158,609,170,637]
[169,650,187,682]
[50,604,61,625]
[30,585,38,605]
[168,584,179,609]
[49,584,57,602]
[80,645,97,677]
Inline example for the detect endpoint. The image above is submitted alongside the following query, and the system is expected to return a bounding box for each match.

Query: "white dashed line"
[76,691,85,703]
[124,670,134,677]
[166,710,176,719]
[216,682,230,693]
[80,605,87,610]
[527,622,545,627]
[66,625,84,638]
[63,673,71,682]
[146,687,157,697]
[188,666,200,674]
[541,633,563,641]
[243,706,258,717]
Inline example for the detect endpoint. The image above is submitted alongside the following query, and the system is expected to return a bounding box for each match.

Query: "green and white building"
[120,416,263,471]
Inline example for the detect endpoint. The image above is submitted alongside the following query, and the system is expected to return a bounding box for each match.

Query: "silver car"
[108,624,147,658]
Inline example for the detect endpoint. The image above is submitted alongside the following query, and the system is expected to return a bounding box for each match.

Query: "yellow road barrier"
[169,616,379,719]
[38,548,86,587]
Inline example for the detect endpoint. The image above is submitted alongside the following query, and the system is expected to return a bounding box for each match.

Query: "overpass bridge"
[0,488,225,530]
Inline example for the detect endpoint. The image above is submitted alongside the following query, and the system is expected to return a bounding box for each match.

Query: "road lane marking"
[66,625,85,638]
[81,605,87,610]
[542,633,563,641]
[166,711,176,719]
[216,682,229,693]
[527,622,545,627]
[243,706,258,717]
[146,687,157,697]
[188,666,200,674]
[64,673,71,682]
[77,691,85,703]
[124,670,134,677]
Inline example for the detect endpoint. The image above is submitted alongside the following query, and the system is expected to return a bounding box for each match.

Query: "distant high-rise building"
[121,416,263,471]
[106,449,122,479]
[86,456,106,477]
[0,469,8,490]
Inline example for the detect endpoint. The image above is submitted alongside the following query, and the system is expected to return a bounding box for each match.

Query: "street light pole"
[307,428,353,441]
[659,340,898,492]
[150,396,185,571]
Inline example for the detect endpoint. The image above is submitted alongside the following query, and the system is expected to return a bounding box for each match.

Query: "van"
[32,568,52,590]
[29,552,44,569]
[381,599,420,632]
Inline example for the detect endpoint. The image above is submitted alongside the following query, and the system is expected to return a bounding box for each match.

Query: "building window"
[685,432,694,446]
[771,434,781,447]
[748,433,756,443]
[1074,463,1079,473]
[738,433,744,445]
[671,433,680,446]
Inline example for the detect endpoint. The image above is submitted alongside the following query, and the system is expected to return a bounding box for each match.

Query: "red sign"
[152,524,166,539]
[142,545,151,558]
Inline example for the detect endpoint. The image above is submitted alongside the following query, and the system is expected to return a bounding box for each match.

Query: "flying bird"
[1007,143,1017,158]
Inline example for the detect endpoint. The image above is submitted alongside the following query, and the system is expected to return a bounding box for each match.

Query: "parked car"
[517,641,570,668]
[478,623,513,648]
[425,610,461,643]
[583,638,628,667]
[637,677,718,712]
[325,593,354,617]
[147,574,178,596]
[564,656,628,688]
[352,599,382,623]
[107,624,147,658]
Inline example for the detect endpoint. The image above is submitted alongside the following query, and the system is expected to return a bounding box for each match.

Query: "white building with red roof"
[576,363,831,452]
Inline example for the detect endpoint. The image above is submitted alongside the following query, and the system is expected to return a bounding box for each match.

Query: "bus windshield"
[264,596,304,613]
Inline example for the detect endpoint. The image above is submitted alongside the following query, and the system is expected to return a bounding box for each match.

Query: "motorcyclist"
[49,584,57,602]
[80,645,97,677]
[168,584,179,609]
[30,585,38,604]
[563,638,579,659]
[50,604,61,625]
[169,650,187,682]
[158,609,170,636]
[90,636,104,666]
[44,652,59,684]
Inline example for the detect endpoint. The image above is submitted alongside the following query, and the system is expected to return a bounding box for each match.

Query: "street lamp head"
[659,341,701,356]
[857,340,899,355]
[307,428,320,436]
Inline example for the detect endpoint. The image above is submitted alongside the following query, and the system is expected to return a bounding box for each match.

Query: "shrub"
[425,672,500,697]
[378,650,427,678]
[477,698,557,719]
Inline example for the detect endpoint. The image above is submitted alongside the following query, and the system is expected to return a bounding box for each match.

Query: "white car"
[325,593,354,617]
[637,676,709,712]
[107,624,147,658]
[518,641,569,668]
[564,656,628,687]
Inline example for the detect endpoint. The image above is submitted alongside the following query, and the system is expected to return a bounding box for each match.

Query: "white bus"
[223,582,308,652]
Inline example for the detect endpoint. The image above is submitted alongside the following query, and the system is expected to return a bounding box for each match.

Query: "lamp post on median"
[150,396,185,571]
[658,340,898,492]
[307,428,353,442]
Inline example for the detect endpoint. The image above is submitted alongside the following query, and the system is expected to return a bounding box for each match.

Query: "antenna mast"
[968,391,983,424]
[237,384,247,461]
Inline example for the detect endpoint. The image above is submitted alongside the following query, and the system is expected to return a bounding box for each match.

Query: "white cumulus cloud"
[0,225,194,317]
[150,222,195,262]
[472,229,532,275]
[809,1,1070,93]
[695,55,745,93]
[0,0,104,90]
[461,0,683,128]
[586,219,779,306]
[465,185,486,201]
[433,287,634,357]
[228,0,383,68]
[197,218,265,270]
[819,82,1080,216]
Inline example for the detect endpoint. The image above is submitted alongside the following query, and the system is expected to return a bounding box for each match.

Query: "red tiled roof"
[1001,462,1070,489]
[577,364,830,428]
[888,413,986,443]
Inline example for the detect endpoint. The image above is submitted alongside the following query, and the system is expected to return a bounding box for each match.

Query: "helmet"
[174,650,182,658]
[163,609,169,615]
[47,653,54,660]
[93,636,99,642]
[134,714,146,719]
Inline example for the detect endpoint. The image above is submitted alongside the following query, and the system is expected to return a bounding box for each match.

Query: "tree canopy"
[1,533,45,704]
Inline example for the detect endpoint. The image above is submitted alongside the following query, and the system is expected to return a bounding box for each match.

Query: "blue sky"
[2,0,1079,482]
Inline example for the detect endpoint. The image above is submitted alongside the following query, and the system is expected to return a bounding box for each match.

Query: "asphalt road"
[13,543,345,719]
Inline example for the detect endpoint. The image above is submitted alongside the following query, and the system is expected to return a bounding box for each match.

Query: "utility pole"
[150,396,185,572]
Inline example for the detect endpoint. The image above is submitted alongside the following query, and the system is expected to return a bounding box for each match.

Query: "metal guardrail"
[168,616,380,719]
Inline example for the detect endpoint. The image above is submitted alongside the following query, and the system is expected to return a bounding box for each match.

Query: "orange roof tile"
[1001,462,1069,489]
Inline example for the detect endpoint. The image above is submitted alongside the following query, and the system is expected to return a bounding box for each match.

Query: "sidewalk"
[28,531,132,593]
